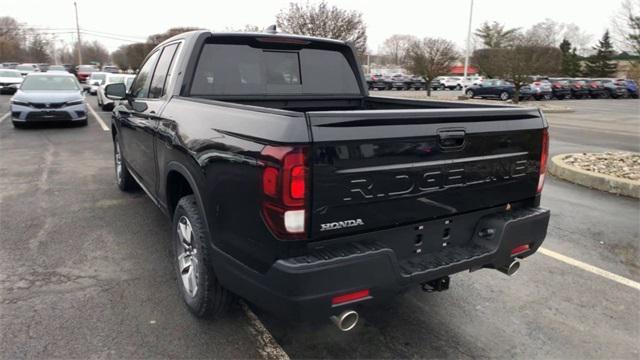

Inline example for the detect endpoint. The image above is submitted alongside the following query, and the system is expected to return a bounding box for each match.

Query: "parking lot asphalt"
[1,94,638,359]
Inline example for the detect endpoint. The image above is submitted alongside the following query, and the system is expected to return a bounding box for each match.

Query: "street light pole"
[462,0,474,96]
[74,1,83,65]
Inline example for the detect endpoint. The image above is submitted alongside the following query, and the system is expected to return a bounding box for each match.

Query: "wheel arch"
[165,162,211,234]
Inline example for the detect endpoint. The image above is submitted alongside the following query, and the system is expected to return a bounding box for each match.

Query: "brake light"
[537,128,549,193]
[260,146,308,240]
[332,289,370,305]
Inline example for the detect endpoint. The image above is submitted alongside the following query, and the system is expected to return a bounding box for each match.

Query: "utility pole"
[462,0,474,96]
[74,1,83,65]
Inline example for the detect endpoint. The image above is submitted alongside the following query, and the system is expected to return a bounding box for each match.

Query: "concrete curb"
[538,107,574,113]
[548,154,640,198]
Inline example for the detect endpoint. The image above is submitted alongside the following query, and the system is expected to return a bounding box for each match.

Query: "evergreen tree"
[584,30,617,77]
[559,38,582,77]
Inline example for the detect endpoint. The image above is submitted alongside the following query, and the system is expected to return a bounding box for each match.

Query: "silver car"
[10,73,88,128]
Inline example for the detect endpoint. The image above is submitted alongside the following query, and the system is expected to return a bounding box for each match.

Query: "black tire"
[631,93,639,99]
[500,91,510,101]
[75,119,88,127]
[101,103,110,111]
[113,136,137,192]
[173,195,232,319]
[556,95,565,100]
[466,89,475,98]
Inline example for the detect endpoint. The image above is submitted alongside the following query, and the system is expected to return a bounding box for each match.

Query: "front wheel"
[466,89,475,98]
[173,195,232,319]
[114,137,137,192]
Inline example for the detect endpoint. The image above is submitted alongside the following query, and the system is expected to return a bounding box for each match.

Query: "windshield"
[191,43,360,96]
[78,66,96,72]
[107,76,124,84]
[16,65,35,71]
[0,70,21,78]
[21,76,81,91]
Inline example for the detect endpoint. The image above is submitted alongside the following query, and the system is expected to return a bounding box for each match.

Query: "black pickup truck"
[105,30,550,331]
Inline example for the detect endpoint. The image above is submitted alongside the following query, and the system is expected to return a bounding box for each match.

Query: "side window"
[130,50,160,99]
[149,43,180,99]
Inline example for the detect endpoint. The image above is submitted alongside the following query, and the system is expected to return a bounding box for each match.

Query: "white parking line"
[240,301,290,360]
[539,247,640,290]
[87,103,110,131]
[0,112,10,123]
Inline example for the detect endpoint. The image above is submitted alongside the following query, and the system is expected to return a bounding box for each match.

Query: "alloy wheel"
[177,216,198,297]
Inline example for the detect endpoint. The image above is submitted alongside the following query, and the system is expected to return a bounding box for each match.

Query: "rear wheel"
[500,91,510,101]
[113,136,137,192]
[173,195,232,319]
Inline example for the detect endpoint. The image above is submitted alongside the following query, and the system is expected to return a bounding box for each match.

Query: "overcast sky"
[4,0,627,53]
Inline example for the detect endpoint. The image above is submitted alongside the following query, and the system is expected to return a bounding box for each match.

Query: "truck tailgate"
[307,108,546,239]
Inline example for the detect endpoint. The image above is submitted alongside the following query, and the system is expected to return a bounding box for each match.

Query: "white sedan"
[97,73,135,111]
[0,69,24,94]
[87,72,109,95]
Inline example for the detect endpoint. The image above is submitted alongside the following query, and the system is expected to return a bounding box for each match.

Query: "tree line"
[1,0,638,97]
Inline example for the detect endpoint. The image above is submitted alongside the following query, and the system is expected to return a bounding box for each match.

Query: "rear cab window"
[189,37,361,97]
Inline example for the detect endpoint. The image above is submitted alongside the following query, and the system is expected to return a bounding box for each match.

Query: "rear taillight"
[537,128,549,193]
[260,146,309,240]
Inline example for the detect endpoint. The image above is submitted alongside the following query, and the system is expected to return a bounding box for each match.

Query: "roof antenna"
[264,25,278,34]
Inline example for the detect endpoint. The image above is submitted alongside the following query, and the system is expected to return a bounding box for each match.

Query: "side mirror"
[105,83,127,100]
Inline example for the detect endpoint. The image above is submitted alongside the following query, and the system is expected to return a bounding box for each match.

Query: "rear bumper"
[213,206,550,320]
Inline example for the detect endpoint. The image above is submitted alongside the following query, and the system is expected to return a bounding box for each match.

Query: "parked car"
[366,73,387,90]
[529,80,553,100]
[465,79,531,101]
[97,73,135,110]
[0,69,24,94]
[430,77,445,90]
[102,65,120,74]
[2,62,19,69]
[104,30,550,328]
[547,78,571,100]
[15,63,40,76]
[623,79,638,98]
[47,65,68,73]
[598,78,628,99]
[442,77,461,90]
[581,79,608,99]
[87,72,109,95]
[407,75,426,90]
[75,64,98,83]
[10,72,87,127]
[564,79,590,99]
[389,73,409,90]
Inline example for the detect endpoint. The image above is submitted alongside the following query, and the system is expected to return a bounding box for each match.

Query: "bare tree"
[147,27,203,46]
[474,21,520,48]
[0,17,29,62]
[612,0,640,54]
[404,38,459,96]
[503,41,561,103]
[379,34,416,65]
[276,1,368,54]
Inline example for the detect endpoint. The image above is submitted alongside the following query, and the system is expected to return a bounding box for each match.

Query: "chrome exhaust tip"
[498,260,520,276]
[330,310,359,332]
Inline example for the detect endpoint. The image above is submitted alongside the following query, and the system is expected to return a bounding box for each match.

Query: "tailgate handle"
[438,130,466,149]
